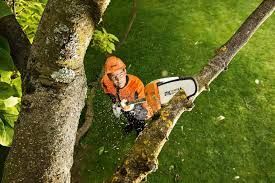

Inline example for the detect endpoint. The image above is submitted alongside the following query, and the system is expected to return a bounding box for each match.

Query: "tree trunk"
[110,0,275,182]
[2,0,110,182]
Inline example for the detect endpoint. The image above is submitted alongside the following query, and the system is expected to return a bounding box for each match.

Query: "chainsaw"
[126,76,197,113]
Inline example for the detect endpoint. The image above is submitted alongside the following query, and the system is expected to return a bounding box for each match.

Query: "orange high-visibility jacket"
[101,74,153,119]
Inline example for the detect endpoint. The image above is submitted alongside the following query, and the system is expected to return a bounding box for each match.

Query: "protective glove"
[112,103,122,118]
[120,99,135,112]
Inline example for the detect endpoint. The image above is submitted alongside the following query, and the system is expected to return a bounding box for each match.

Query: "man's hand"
[120,99,134,112]
[112,103,122,118]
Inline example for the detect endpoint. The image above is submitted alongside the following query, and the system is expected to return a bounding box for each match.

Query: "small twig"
[243,98,255,110]
[116,0,137,50]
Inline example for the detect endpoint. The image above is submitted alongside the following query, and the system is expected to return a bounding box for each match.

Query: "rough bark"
[0,15,31,76]
[111,91,193,183]
[110,0,275,182]
[2,0,110,182]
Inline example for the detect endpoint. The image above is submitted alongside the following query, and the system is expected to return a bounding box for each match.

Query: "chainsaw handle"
[126,98,146,105]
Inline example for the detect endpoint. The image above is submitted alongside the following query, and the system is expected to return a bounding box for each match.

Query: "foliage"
[0,36,21,146]
[15,0,119,53]
[16,0,46,42]
[0,0,12,19]
[91,28,119,54]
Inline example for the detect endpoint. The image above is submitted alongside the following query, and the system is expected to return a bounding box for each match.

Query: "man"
[101,56,153,135]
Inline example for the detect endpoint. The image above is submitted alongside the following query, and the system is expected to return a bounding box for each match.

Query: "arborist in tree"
[101,56,153,135]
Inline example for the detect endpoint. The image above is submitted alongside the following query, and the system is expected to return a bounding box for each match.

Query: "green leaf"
[0,113,17,128]
[108,43,115,51]
[0,1,12,19]
[0,71,13,83]
[0,36,10,53]
[0,102,5,110]
[5,125,14,144]
[12,76,22,97]
[3,107,19,115]
[0,82,17,100]
[108,34,119,42]
[0,119,5,144]
[0,120,14,147]
[0,118,4,131]
[15,0,45,42]
[91,28,119,54]
[106,47,113,54]
[0,48,15,72]
[94,30,101,35]
[4,96,20,108]
[29,37,34,43]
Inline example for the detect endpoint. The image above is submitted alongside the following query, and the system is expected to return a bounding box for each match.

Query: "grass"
[1,0,274,182]
[80,0,275,182]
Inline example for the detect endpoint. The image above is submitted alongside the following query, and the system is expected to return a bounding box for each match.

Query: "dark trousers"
[123,111,145,134]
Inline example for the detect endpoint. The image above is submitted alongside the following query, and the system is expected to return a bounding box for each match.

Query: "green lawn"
[80,0,275,182]
[1,0,273,182]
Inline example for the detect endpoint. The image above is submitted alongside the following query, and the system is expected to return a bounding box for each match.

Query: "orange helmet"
[104,56,126,74]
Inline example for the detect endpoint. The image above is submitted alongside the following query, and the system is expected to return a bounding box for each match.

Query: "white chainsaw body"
[156,77,197,104]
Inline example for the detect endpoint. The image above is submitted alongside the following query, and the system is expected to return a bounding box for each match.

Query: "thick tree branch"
[110,0,275,182]
[0,15,31,76]
[75,86,96,146]
[2,0,110,182]
[111,91,193,183]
